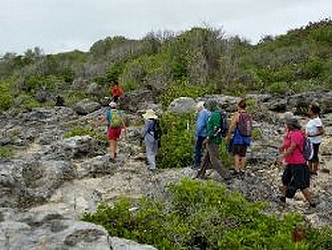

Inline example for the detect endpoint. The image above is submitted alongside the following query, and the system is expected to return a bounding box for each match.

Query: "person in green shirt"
[196,100,231,182]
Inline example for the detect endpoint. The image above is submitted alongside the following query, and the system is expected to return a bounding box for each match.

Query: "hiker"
[95,101,127,161]
[110,80,123,103]
[141,109,159,172]
[305,103,324,176]
[225,99,252,176]
[193,101,210,169]
[276,117,316,208]
[196,100,231,181]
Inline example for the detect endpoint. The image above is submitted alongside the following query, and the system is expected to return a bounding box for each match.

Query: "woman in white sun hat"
[141,109,159,172]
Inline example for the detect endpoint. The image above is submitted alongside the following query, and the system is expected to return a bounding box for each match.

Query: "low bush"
[82,178,332,249]
[0,145,13,158]
[157,112,233,169]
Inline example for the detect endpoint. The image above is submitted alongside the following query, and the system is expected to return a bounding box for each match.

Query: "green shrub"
[0,146,13,158]
[82,178,329,249]
[63,126,106,142]
[157,112,195,169]
[0,78,14,111]
[157,112,233,169]
[251,127,263,140]
[13,93,42,110]
[268,81,289,95]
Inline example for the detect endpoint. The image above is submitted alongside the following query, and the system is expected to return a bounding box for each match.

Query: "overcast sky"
[1,0,332,55]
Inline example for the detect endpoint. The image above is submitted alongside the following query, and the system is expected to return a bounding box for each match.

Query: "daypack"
[219,111,229,137]
[149,119,162,146]
[303,136,314,161]
[237,111,252,137]
[213,111,229,138]
[106,109,122,128]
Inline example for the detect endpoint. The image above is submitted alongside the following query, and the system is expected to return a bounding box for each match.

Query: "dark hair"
[111,80,119,86]
[238,99,246,109]
[310,104,321,115]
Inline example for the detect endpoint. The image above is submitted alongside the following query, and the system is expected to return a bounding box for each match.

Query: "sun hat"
[109,101,117,108]
[142,109,158,120]
[285,117,302,130]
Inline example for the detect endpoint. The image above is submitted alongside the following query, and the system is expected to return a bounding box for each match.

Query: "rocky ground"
[1,91,332,249]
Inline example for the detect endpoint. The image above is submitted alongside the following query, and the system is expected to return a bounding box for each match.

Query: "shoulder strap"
[106,109,111,123]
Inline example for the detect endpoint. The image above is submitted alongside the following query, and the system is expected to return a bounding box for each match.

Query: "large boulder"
[74,99,101,115]
[168,97,196,114]
[120,89,155,112]
[0,159,74,208]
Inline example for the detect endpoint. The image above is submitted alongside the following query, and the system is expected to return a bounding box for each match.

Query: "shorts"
[309,143,320,163]
[233,144,248,157]
[107,127,122,140]
[282,164,310,198]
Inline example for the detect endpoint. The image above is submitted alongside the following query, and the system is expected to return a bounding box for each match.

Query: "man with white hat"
[141,109,159,172]
[194,101,210,169]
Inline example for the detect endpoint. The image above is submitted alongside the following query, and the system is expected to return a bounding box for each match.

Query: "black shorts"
[309,143,320,163]
[282,164,310,198]
[233,144,248,157]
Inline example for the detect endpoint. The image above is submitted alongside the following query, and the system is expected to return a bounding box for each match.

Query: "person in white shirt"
[305,103,324,175]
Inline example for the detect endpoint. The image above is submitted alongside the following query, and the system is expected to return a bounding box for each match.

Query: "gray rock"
[110,237,157,250]
[74,99,101,115]
[168,97,196,114]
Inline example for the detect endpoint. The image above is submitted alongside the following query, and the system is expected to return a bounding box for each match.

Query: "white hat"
[142,109,158,120]
[109,101,117,108]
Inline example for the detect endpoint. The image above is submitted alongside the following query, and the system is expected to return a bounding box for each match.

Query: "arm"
[95,115,106,127]
[225,112,238,142]
[121,114,128,137]
[308,126,324,137]
[277,141,297,164]
[195,111,207,137]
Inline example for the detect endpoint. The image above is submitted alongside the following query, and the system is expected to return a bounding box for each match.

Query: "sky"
[1,0,332,55]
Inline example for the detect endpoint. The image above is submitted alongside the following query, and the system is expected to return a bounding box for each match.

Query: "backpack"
[303,136,314,161]
[106,110,122,128]
[213,111,229,138]
[219,111,229,137]
[150,119,162,146]
[237,111,252,137]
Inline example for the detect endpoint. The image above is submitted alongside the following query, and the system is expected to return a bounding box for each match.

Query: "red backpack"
[237,111,252,137]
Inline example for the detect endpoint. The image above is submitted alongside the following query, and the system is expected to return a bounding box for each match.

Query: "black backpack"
[212,111,229,138]
[150,119,162,146]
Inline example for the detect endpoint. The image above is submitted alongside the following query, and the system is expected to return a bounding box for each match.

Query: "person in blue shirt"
[193,101,210,169]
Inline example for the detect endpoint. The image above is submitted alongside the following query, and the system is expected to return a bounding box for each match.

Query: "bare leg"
[109,140,116,158]
[313,162,319,174]
[308,161,313,173]
[301,188,315,205]
[234,154,241,172]
[240,157,246,171]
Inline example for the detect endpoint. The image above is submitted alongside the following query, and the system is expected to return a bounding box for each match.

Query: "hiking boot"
[223,172,232,181]
[309,202,316,208]
[109,157,116,163]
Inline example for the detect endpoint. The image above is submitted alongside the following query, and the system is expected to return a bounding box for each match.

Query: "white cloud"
[1,0,331,55]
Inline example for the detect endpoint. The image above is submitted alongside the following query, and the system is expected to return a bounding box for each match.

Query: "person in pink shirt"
[277,117,316,208]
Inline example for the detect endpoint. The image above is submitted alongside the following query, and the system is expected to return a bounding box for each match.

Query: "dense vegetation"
[2,19,332,248]
[82,178,332,249]
[1,19,332,111]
